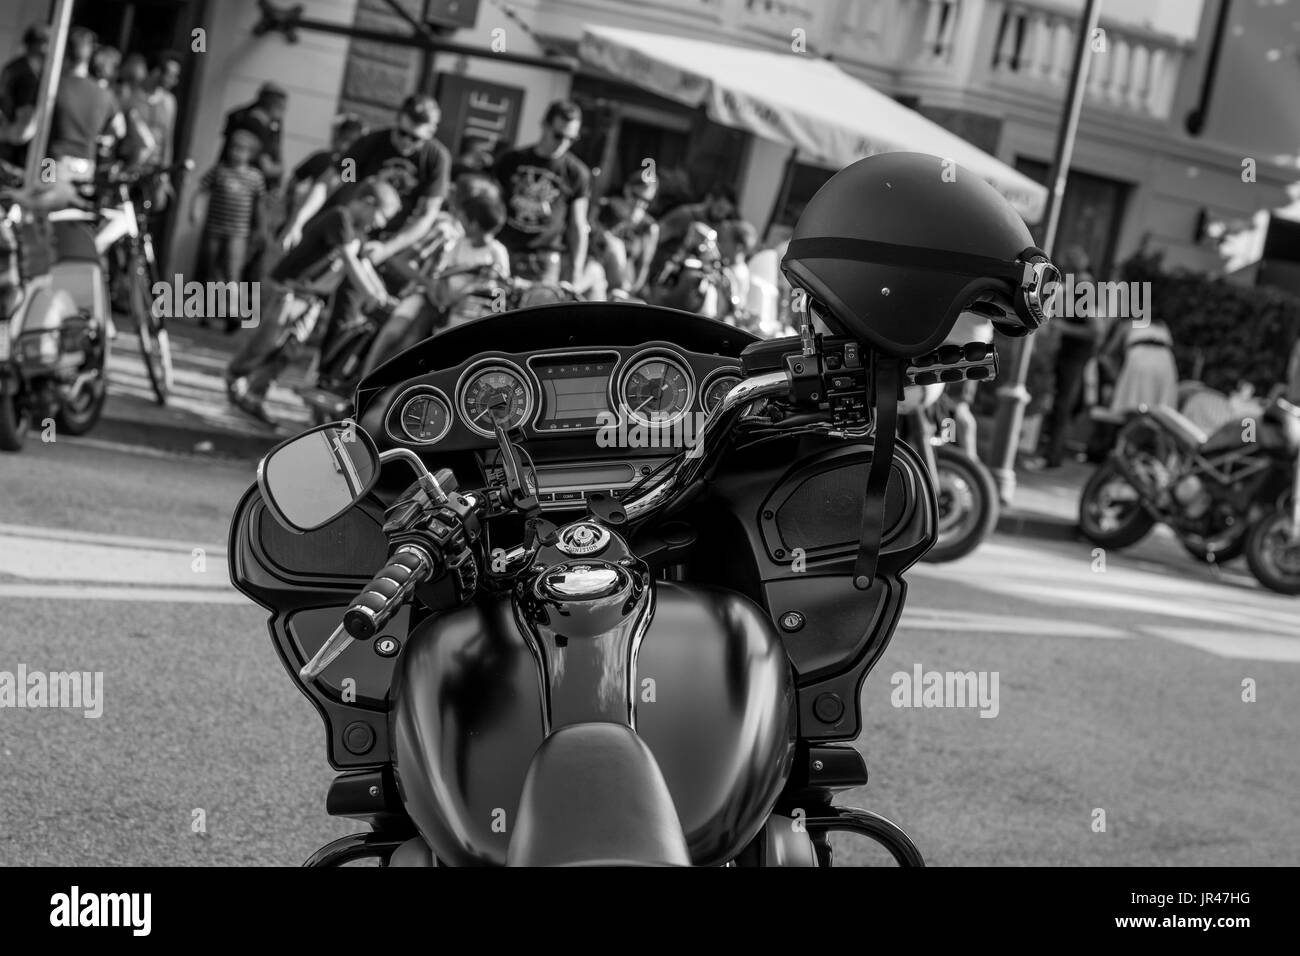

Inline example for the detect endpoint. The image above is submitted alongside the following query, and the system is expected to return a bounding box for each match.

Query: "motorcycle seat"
[1148,405,1209,451]
[506,722,691,867]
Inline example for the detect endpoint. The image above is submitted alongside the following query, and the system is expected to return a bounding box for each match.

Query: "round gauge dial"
[621,356,693,426]
[398,391,452,443]
[703,373,743,418]
[461,365,532,435]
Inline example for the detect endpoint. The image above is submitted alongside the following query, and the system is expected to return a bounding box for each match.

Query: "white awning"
[578,25,1048,222]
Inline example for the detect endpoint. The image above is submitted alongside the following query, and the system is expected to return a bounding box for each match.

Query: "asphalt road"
[1,435,1297,866]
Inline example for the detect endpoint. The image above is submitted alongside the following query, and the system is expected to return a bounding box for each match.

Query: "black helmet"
[781,152,1058,357]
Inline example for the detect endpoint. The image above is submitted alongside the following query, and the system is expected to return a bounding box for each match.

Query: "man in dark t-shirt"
[226,179,401,422]
[279,94,450,366]
[492,100,591,285]
[283,114,366,224]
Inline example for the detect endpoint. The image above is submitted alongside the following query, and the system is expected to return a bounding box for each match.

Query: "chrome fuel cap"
[539,563,625,600]
[555,521,611,557]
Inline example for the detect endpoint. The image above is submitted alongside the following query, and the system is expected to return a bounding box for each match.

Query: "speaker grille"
[774,462,907,554]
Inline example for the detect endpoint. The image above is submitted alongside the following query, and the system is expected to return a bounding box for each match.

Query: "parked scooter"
[0,190,108,451]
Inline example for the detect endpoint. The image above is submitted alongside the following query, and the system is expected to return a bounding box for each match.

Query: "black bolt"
[762,510,774,520]
[774,548,785,559]
[813,693,844,724]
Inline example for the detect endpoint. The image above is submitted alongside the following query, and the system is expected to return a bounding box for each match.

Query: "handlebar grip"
[343,546,434,641]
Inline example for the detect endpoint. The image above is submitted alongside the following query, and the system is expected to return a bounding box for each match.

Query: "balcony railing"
[824,0,1192,122]
[986,0,1190,118]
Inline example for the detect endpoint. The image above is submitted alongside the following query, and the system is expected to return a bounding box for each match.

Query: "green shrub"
[1119,250,1300,393]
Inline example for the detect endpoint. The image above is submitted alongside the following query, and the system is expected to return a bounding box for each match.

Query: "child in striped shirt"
[190,128,265,331]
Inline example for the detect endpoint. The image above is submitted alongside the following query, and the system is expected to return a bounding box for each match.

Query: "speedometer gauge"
[398,390,452,444]
[620,355,693,427]
[703,373,743,418]
[460,363,533,436]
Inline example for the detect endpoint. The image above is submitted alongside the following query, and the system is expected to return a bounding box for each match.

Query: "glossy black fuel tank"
[390,583,796,867]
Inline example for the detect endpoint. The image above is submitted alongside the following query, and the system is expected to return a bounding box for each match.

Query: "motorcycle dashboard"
[366,341,743,454]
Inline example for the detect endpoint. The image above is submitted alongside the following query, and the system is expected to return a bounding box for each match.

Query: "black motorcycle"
[1079,392,1300,590]
[229,301,1014,866]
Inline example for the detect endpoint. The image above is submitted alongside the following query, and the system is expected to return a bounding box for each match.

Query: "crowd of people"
[3,22,773,425]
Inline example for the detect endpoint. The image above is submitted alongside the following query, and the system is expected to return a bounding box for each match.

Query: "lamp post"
[987,0,1104,504]
[22,0,75,190]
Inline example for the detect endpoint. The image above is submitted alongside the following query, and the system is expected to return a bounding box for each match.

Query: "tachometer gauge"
[621,355,693,427]
[703,373,743,418]
[460,363,533,436]
[397,390,452,444]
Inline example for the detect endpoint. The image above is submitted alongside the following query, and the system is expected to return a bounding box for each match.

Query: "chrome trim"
[620,371,789,521]
[456,356,535,439]
[385,383,454,446]
[616,348,696,429]
[525,349,621,434]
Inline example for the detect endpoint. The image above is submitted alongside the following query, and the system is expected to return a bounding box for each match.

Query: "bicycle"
[50,159,193,405]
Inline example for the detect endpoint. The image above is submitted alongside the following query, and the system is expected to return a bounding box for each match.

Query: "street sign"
[434,73,523,160]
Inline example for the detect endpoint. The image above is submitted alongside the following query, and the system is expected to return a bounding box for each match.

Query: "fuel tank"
[390,582,797,867]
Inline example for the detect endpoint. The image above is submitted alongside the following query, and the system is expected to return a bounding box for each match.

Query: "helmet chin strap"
[853,351,904,590]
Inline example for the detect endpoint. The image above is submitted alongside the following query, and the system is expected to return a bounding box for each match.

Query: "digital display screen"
[533,358,614,431]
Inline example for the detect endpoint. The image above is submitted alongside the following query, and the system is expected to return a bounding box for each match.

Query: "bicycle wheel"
[128,246,172,404]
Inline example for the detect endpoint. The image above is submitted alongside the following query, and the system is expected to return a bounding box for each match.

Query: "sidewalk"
[995,458,1090,542]
[101,319,311,458]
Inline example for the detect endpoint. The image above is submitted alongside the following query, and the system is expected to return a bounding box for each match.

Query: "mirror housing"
[256,421,380,533]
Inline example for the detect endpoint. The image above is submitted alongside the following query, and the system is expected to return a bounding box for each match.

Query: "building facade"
[1,0,1296,281]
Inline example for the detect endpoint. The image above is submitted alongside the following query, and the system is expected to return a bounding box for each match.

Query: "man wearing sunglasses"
[491,100,591,285]
[280,94,450,366]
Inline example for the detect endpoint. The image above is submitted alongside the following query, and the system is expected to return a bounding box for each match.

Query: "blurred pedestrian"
[1032,245,1105,469]
[223,83,287,283]
[278,94,451,375]
[492,100,591,284]
[42,28,126,207]
[282,114,366,227]
[450,134,495,180]
[0,23,49,168]
[1107,318,1178,415]
[105,52,156,169]
[136,51,182,213]
[655,184,736,259]
[190,129,265,331]
[226,178,401,423]
[600,175,660,296]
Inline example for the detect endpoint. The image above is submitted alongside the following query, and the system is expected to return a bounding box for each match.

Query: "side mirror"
[256,421,380,533]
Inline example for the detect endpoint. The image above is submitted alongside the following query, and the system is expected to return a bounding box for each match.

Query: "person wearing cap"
[0,23,49,168]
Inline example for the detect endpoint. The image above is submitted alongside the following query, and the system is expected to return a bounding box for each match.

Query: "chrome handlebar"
[619,371,795,522]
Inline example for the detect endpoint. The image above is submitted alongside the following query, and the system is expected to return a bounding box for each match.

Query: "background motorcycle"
[898,378,1000,563]
[646,220,736,320]
[1079,390,1300,583]
[0,183,107,450]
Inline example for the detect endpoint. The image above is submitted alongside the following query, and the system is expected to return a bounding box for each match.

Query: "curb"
[95,409,285,461]
[995,509,1081,542]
